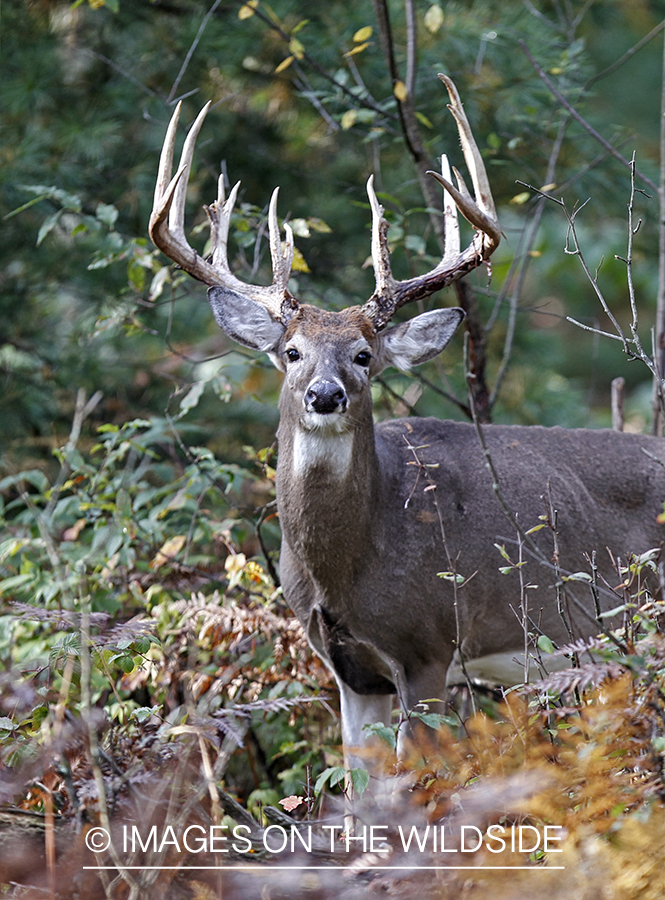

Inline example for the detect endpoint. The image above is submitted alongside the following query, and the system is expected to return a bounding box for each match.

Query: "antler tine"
[440,153,461,266]
[268,188,295,291]
[207,179,240,272]
[361,75,501,332]
[153,101,181,210]
[168,102,212,242]
[149,104,298,322]
[439,74,498,238]
[367,174,393,298]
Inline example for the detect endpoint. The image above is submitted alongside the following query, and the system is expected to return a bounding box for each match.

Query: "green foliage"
[1,4,665,894]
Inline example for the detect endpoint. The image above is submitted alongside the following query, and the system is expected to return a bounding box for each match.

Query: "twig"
[490,115,569,409]
[84,49,158,98]
[586,19,665,88]
[652,27,665,434]
[403,436,477,715]
[413,371,471,419]
[404,0,417,99]
[44,388,103,520]
[246,0,396,122]
[167,0,224,105]
[371,0,446,248]
[520,40,658,194]
[463,333,628,652]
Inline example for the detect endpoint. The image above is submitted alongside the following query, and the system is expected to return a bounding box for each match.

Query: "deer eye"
[354,350,371,367]
[285,348,300,362]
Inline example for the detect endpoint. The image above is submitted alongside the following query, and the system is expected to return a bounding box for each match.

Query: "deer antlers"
[149,101,298,323]
[362,75,500,330]
[149,74,500,331]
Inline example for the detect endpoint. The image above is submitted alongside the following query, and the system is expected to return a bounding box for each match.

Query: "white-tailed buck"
[150,76,665,771]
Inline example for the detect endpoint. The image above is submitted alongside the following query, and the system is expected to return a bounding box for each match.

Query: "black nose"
[305,380,347,414]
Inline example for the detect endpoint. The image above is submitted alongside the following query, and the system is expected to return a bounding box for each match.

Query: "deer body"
[266,304,665,764]
[149,78,665,772]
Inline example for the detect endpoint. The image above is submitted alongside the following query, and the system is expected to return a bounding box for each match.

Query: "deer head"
[149,75,500,364]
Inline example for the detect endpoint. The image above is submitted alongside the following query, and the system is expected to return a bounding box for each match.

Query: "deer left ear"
[208,286,285,358]
[375,308,464,372]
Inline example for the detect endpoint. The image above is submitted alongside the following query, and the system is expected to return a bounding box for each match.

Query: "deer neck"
[276,401,379,588]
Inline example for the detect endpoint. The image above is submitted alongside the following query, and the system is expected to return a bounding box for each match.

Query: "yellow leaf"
[238,0,258,19]
[289,37,305,60]
[224,552,247,576]
[353,26,373,42]
[341,109,358,130]
[540,182,557,192]
[275,55,294,73]
[62,518,86,542]
[344,42,370,57]
[308,217,332,234]
[291,245,310,273]
[424,4,444,33]
[510,191,531,205]
[393,81,408,102]
[150,535,186,570]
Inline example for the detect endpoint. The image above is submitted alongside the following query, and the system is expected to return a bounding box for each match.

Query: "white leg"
[336,678,394,773]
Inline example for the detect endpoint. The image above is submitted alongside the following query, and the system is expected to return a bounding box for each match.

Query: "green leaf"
[537,634,556,654]
[131,706,159,723]
[96,203,118,229]
[36,210,63,246]
[363,722,396,749]
[412,710,448,729]
[0,574,35,596]
[314,766,346,795]
[177,381,206,419]
[349,767,370,796]
[0,470,49,493]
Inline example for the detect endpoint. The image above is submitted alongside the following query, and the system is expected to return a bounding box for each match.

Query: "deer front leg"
[396,659,452,760]
[337,678,394,774]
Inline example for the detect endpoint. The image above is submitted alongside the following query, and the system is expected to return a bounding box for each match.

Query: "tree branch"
[652,29,665,434]
[520,40,658,194]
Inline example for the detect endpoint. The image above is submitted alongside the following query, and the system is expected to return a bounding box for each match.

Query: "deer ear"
[208,287,285,360]
[376,308,464,372]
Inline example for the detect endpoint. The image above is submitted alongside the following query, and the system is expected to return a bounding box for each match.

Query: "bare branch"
[652,28,665,435]
[490,116,569,409]
[520,40,658,194]
[167,0,223,105]
[586,19,665,88]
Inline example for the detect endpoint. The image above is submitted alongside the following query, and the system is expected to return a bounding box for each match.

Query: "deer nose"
[305,380,347,414]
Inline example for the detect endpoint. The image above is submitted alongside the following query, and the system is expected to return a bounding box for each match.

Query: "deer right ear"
[376,307,465,372]
[208,286,285,363]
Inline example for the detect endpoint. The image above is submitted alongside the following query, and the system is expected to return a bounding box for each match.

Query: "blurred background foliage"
[3,0,664,460]
[2,0,665,848]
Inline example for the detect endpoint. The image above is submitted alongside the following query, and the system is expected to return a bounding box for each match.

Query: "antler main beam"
[149,101,297,322]
[150,75,499,332]
[361,74,501,331]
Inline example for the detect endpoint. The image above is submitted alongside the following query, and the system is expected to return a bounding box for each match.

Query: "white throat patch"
[292,425,354,479]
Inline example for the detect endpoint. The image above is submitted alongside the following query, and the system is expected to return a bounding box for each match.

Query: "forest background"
[1,1,665,898]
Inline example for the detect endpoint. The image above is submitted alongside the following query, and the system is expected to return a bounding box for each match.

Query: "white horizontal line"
[83,865,564,871]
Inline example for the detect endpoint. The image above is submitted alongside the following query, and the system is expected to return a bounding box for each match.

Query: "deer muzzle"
[304,380,348,415]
